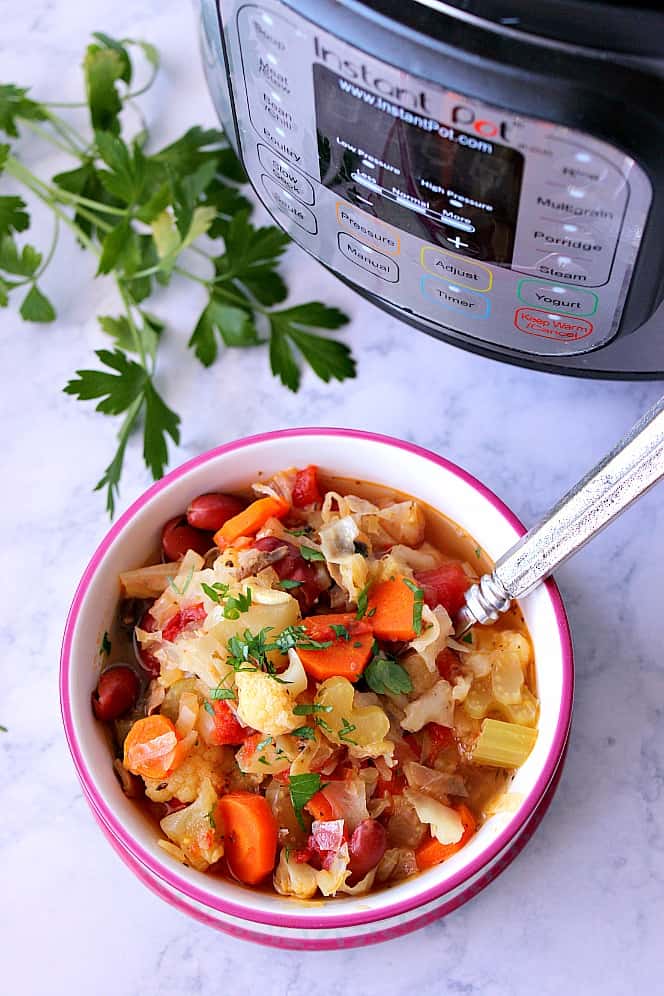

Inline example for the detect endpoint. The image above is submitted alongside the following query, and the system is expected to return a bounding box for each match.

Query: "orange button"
[514,307,593,342]
[336,202,400,255]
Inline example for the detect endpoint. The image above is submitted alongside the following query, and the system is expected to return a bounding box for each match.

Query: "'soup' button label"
[335,202,400,254]
[337,233,399,282]
[421,275,490,318]
[420,247,492,292]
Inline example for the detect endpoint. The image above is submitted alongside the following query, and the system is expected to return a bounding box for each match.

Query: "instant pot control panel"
[219,0,653,357]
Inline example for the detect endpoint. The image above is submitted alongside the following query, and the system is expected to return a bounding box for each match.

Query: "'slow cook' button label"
[421,275,490,318]
[517,279,598,316]
[258,144,315,204]
[336,202,400,254]
[337,233,399,282]
[261,175,317,234]
[514,307,593,341]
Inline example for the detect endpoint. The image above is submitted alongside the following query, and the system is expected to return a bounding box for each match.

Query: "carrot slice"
[213,495,289,547]
[298,612,374,682]
[123,715,179,780]
[366,574,418,641]
[216,792,278,885]
[305,790,335,822]
[415,803,477,870]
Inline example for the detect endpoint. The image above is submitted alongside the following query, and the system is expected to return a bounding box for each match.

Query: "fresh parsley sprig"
[1,33,355,516]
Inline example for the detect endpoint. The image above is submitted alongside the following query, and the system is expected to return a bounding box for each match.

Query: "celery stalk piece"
[470,718,537,768]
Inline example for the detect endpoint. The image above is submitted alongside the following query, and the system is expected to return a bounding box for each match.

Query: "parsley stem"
[50,188,128,217]
[118,282,149,370]
[22,117,79,157]
[34,216,61,280]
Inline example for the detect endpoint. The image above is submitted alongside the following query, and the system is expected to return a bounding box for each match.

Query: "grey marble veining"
[1,1,662,993]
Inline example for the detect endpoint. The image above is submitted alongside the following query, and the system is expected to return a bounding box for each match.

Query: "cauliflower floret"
[401,679,454,733]
[143,744,233,803]
[159,778,223,871]
[235,670,298,736]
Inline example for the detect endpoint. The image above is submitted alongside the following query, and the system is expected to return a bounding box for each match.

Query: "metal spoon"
[455,394,664,635]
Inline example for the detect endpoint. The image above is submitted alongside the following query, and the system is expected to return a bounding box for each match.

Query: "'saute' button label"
[514,307,593,341]
[335,202,400,254]
[420,247,492,292]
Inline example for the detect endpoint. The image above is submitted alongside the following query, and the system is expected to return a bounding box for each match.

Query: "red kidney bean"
[348,819,387,881]
[186,492,246,532]
[253,536,325,611]
[161,515,211,561]
[92,666,139,722]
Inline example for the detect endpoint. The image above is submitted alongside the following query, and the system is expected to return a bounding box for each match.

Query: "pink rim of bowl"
[60,427,574,933]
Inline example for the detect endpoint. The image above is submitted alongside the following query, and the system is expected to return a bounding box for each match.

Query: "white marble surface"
[2,1,663,992]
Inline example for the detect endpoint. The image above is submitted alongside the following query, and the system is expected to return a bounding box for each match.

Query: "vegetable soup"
[92,466,538,899]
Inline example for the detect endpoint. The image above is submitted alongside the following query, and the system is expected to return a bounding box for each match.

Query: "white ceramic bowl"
[61,428,573,949]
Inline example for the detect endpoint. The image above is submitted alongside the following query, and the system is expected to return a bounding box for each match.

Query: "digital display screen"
[313,63,524,264]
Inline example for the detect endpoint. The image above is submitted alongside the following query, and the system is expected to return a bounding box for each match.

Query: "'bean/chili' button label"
[517,279,598,316]
[514,307,593,341]
[421,275,490,318]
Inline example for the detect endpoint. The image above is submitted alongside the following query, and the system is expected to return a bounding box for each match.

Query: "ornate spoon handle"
[456,394,664,633]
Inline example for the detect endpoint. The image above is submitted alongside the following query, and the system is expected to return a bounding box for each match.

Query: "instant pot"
[197,0,664,378]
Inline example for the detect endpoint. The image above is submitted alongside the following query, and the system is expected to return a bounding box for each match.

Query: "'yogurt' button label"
[514,306,593,341]
[421,275,490,318]
[335,202,400,254]
[517,279,598,316]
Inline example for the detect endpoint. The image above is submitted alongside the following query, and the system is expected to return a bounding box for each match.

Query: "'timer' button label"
[335,202,400,254]
[421,275,490,318]
[420,247,492,292]
[337,233,399,282]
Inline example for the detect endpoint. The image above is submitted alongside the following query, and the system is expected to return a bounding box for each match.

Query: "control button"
[244,8,291,54]
[421,247,492,292]
[532,254,593,285]
[517,279,598,316]
[421,275,490,318]
[258,144,314,204]
[261,175,317,234]
[336,202,400,255]
[514,307,593,342]
[337,233,399,282]
[256,122,305,166]
[555,147,627,199]
[531,190,624,231]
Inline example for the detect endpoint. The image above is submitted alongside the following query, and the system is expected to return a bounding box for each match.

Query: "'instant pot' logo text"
[450,104,514,143]
[314,37,433,113]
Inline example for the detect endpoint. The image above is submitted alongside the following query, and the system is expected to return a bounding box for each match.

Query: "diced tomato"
[161,602,207,642]
[414,562,471,616]
[305,790,335,822]
[205,700,248,745]
[292,465,322,508]
[424,723,455,765]
[252,536,325,612]
[292,847,313,863]
[309,819,346,855]
[376,770,406,798]
[436,647,461,682]
[271,768,292,784]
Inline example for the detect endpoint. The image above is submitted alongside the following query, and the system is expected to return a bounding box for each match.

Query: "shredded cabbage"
[409,604,453,672]
[401,679,454,732]
[404,788,463,845]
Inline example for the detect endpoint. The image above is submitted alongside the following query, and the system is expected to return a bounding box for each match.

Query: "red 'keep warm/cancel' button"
[514,307,593,342]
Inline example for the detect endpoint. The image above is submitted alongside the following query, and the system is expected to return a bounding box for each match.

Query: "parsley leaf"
[278,579,303,590]
[365,652,413,695]
[100,632,112,655]
[356,582,371,620]
[189,295,259,367]
[299,545,325,562]
[269,303,354,392]
[462,632,474,644]
[292,725,315,740]
[209,686,235,700]
[330,624,350,640]
[403,578,425,636]
[292,702,333,716]
[20,284,55,323]
[338,717,358,745]
[0,85,46,138]
[289,772,324,830]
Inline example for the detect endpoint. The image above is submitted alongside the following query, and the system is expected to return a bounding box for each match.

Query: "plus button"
[446,235,469,249]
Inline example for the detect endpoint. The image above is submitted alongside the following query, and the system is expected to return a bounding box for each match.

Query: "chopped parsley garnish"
[168,567,195,596]
[367,607,377,618]
[292,725,316,740]
[223,587,252,620]
[353,641,363,648]
[474,546,482,559]
[330,624,350,641]
[201,581,230,603]
[207,808,217,830]
[203,701,215,716]
[289,772,325,829]
[315,716,333,734]
[100,631,112,655]
[286,526,312,537]
[278,579,304,590]
[209,686,236,700]
[226,627,273,672]
[338,717,358,745]
[274,625,332,654]
[365,652,413,695]
[292,702,333,716]
[299,545,325,562]
[403,578,424,635]
[462,632,474,644]
[258,756,270,765]
[355,582,371,620]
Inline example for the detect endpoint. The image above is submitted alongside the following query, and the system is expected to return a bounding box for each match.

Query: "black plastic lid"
[383,1,664,57]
